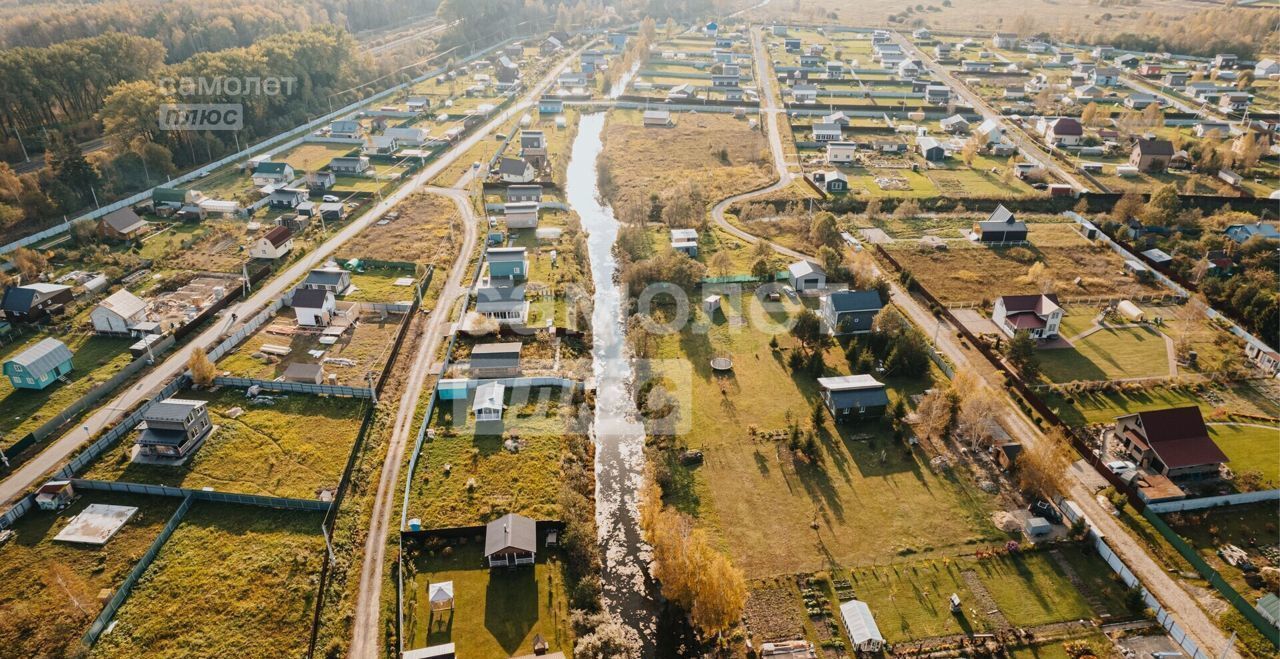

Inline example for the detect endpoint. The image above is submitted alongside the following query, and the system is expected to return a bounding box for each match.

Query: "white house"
[1043,117,1084,146]
[812,122,843,142]
[91,289,149,335]
[251,162,294,187]
[826,141,859,164]
[292,288,337,327]
[473,381,505,422]
[496,157,537,183]
[1254,58,1280,78]
[787,260,826,291]
[248,225,294,260]
[992,293,1062,339]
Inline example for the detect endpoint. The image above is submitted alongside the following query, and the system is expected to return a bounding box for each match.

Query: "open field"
[1164,503,1280,606]
[1038,326,1171,383]
[845,547,1129,642]
[1042,381,1280,427]
[81,388,366,499]
[0,331,134,449]
[1210,423,1280,485]
[0,492,181,658]
[337,191,463,266]
[600,108,774,213]
[138,220,250,274]
[647,292,1007,576]
[406,385,582,527]
[403,541,572,656]
[215,309,403,385]
[345,268,420,303]
[277,142,357,172]
[886,224,1159,305]
[89,503,325,659]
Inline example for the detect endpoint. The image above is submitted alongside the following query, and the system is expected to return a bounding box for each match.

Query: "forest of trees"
[0,0,441,57]
[1071,7,1279,59]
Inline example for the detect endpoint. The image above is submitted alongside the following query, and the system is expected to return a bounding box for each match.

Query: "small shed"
[838,599,885,652]
[1024,516,1052,538]
[787,261,827,291]
[437,379,468,401]
[429,581,455,611]
[283,362,324,384]
[1141,248,1173,268]
[473,381,505,422]
[35,480,75,511]
[703,295,722,317]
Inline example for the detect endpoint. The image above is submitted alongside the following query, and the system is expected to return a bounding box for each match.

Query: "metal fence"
[212,376,375,398]
[71,478,332,510]
[1057,498,1212,659]
[81,494,193,649]
[1146,488,1280,514]
[207,298,285,362]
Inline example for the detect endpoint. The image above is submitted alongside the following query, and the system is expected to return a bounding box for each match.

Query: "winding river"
[566,109,658,649]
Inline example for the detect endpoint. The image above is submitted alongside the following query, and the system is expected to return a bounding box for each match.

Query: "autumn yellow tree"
[188,347,217,385]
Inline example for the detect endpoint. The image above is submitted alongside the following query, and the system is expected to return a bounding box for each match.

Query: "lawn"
[1037,326,1171,383]
[277,142,357,172]
[645,292,1007,576]
[1042,381,1280,427]
[844,548,1128,643]
[89,502,325,659]
[0,331,134,449]
[599,108,774,214]
[403,541,572,657]
[1210,423,1280,485]
[0,492,181,658]
[215,309,403,386]
[337,191,463,266]
[81,388,367,499]
[406,385,581,527]
[344,267,421,302]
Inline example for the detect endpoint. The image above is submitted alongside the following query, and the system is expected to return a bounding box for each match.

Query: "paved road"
[710,26,1237,659]
[346,46,585,659]
[0,46,584,509]
[890,32,1090,192]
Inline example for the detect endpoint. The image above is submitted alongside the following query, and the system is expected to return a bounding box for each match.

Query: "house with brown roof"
[991,294,1062,339]
[1115,407,1228,483]
[1129,138,1174,172]
[1042,117,1083,146]
[249,225,294,260]
[98,207,151,241]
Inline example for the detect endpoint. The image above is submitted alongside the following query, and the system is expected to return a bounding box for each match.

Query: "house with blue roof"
[4,338,73,390]
[1223,222,1280,245]
[820,290,885,335]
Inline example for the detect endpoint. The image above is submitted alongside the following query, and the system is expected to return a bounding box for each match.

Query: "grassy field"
[89,503,325,659]
[337,191,463,266]
[1210,423,1280,484]
[887,224,1159,305]
[845,547,1129,642]
[0,331,134,449]
[215,309,402,386]
[344,268,420,303]
[1164,503,1280,604]
[600,108,774,213]
[404,542,573,656]
[1042,381,1280,427]
[81,388,366,499]
[1037,326,1171,383]
[137,220,250,274]
[277,142,357,172]
[647,292,1008,576]
[406,385,580,527]
[0,492,181,658]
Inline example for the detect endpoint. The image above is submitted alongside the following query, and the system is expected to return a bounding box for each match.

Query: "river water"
[567,110,658,649]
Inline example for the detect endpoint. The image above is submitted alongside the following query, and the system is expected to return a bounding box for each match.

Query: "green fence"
[1141,507,1280,648]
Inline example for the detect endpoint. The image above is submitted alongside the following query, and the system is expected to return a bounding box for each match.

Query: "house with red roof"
[991,294,1062,340]
[1115,407,1228,484]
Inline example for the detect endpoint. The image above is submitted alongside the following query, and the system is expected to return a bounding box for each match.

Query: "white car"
[1105,460,1137,474]
[322,195,340,203]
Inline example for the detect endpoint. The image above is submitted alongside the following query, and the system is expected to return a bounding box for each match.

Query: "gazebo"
[429,581,455,612]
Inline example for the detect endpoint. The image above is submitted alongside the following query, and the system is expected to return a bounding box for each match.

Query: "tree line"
[1070,7,1279,59]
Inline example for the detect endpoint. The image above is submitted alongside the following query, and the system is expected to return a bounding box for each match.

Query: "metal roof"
[484,512,536,556]
[143,398,206,423]
[97,289,147,320]
[473,381,505,412]
[5,337,72,374]
[292,288,332,309]
[825,290,883,313]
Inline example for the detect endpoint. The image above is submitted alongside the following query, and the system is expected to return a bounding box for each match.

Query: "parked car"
[1028,499,1062,524]
[322,195,340,202]
[1106,460,1137,474]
